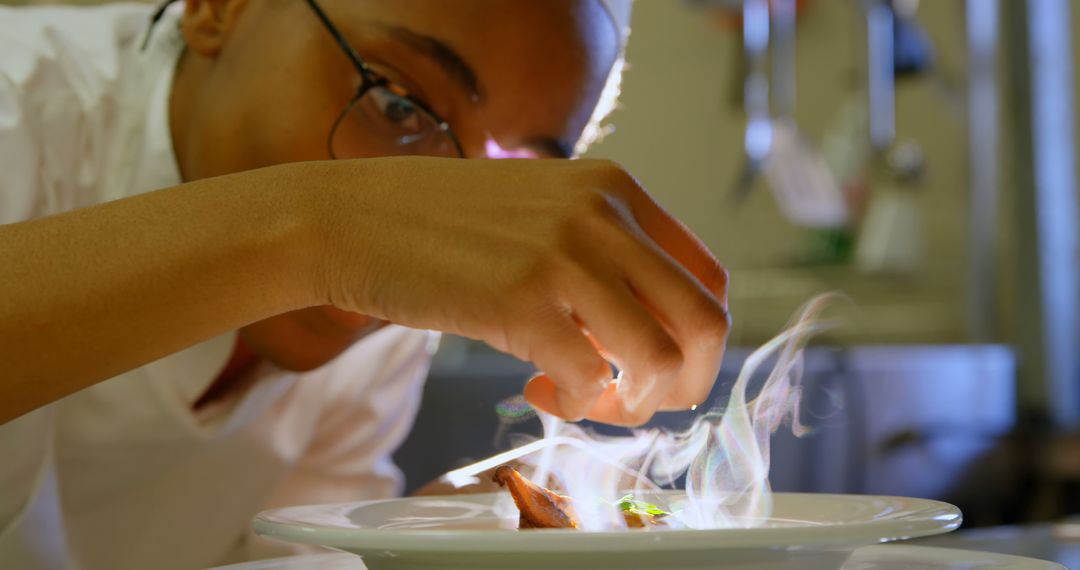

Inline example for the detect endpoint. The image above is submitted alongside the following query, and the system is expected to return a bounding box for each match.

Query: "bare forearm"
[0,164,321,422]
[0,156,732,428]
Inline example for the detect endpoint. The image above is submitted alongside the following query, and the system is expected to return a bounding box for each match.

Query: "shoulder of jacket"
[0,4,155,89]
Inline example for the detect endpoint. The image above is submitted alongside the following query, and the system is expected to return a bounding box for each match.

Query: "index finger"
[606,169,731,412]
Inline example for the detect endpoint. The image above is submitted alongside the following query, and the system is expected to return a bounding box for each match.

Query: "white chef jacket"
[0,4,436,569]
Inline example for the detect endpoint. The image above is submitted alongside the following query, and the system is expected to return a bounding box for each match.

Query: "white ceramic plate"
[252,492,961,570]
[210,545,1066,570]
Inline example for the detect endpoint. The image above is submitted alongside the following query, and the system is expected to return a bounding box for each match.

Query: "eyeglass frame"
[303,0,465,159]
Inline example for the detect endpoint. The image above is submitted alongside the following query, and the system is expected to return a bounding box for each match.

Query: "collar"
[101,2,185,202]
[127,4,185,197]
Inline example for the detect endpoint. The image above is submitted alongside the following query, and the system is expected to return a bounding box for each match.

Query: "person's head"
[173,0,627,171]
[169,0,631,371]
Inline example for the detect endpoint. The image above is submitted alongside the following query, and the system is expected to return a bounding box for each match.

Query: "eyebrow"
[374,23,484,103]
[366,23,570,159]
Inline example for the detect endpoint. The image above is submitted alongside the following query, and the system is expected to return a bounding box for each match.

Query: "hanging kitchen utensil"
[855,140,925,274]
[762,0,849,228]
[891,0,933,77]
[731,0,772,204]
[865,0,896,152]
[852,0,925,274]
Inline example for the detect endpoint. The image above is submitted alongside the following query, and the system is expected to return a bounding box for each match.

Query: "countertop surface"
[913,520,1080,569]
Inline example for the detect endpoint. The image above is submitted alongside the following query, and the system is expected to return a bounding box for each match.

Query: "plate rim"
[208,546,1062,565]
[253,492,962,553]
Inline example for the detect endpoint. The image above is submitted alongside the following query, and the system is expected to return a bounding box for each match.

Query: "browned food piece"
[623,511,663,528]
[493,465,668,529]
[492,465,578,529]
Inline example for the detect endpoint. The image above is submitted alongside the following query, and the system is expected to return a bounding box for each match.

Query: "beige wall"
[582,0,978,345]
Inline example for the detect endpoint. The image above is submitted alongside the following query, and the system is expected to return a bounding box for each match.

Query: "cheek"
[232,68,346,167]
[203,35,351,174]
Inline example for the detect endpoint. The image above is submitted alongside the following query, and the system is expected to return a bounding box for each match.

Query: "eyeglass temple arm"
[303,0,371,78]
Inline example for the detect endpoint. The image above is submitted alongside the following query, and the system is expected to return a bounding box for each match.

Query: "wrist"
[238,162,334,312]
[266,159,375,313]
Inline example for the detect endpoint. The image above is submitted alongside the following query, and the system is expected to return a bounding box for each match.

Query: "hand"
[308,157,730,426]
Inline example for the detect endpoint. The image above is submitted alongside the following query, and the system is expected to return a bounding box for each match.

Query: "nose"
[482,138,539,160]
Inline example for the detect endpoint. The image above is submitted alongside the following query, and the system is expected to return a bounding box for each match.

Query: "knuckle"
[537,250,590,297]
[578,191,622,228]
[549,195,625,268]
[554,356,609,397]
[578,188,624,223]
[708,264,730,293]
[580,157,621,175]
[503,241,576,297]
[641,335,684,375]
[594,158,635,185]
[576,158,640,195]
[694,296,732,340]
[582,356,615,384]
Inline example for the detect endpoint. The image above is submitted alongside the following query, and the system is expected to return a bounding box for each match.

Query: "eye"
[333,81,460,158]
[369,86,422,134]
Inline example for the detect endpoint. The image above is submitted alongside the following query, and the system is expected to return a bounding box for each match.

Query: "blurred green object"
[795,228,857,266]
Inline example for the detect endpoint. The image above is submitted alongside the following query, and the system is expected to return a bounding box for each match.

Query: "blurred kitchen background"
[409,0,1080,520]
[8,0,1080,562]
[407,0,1080,546]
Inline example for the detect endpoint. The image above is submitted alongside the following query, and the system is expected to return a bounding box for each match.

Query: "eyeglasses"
[146,0,465,159]
[304,0,465,159]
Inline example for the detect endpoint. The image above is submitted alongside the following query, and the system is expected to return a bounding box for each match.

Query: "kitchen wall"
[581,0,989,346]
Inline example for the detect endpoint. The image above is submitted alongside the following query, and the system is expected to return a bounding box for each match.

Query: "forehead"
[332,0,618,75]
[322,0,621,152]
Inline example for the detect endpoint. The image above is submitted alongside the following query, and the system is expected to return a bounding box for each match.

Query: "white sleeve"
[0,14,66,563]
[0,27,45,527]
[0,408,77,570]
[233,327,437,560]
[0,409,51,545]
[0,8,138,567]
[0,41,44,225]
[0,5,124,225]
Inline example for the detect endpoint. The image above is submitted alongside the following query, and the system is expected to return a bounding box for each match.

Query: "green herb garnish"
[614,494,670,517]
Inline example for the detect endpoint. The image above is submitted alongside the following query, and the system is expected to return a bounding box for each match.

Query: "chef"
[0,0,730,568]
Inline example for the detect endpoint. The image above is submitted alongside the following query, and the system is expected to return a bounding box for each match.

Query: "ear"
[180,0,251,57]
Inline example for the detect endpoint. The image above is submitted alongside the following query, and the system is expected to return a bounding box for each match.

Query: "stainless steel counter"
[914,520,1080,568]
